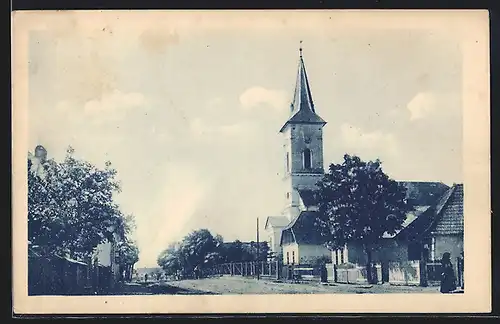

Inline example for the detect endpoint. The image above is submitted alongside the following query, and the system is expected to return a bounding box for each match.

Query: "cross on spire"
[278,40,327,133]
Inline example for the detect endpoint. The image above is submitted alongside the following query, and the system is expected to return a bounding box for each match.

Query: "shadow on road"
[111,282,217,295]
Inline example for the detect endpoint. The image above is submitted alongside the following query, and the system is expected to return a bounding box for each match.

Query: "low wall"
[388,261,420,285]
[334,266,374,284]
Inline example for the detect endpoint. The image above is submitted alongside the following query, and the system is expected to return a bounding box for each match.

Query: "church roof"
[279,48,326,133]
[298,189,319,207]
[265,216,290,229]
[280,181,450,246]
[280,211,326,246]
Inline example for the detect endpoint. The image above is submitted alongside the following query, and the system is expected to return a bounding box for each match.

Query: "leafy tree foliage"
[157,242,184,276]
[117,240,140,281]
[315,154,413,283]
[157,230,270,277]
[28,146,134,261]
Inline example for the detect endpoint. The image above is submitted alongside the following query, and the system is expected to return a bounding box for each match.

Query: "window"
[292,251,295,264]
[286,152,290,172]
[303,148,312,169]
[340,248,345,264]
[286,252,290,265]
[286,192,290,199]
[335,250,339,265]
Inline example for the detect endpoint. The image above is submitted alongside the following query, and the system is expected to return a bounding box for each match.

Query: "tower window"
[286,252,290,265]
[303,148,312,169]
[286,152,290,172]
[286,192,290,199]
[292,251,295,264]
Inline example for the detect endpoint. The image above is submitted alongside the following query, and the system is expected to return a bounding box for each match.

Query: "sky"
[27,12,463,267]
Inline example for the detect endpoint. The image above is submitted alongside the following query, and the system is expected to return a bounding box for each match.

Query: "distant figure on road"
[440,252,456,293]
[144,273,148,282]
[194,265,201,279]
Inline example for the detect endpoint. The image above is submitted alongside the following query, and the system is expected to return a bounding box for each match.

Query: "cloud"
[340,123,399,158]
[407,92,437,121]
[136,164,209,267]
[83,89,147,119]
[206,97,225,111]
[239,86,288,111]
[189,118,249,138]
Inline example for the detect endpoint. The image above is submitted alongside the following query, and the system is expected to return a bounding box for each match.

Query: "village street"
[115,276,441,295]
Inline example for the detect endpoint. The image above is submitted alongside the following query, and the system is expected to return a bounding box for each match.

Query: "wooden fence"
[209,261,328,282]
[212,261,281,279]
[208,259,464,289]
[28,252,114,295]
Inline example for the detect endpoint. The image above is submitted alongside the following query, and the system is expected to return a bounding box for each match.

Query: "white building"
[264,47,330,265]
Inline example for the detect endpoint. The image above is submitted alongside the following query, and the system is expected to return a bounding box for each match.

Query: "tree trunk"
[365,247,373,284]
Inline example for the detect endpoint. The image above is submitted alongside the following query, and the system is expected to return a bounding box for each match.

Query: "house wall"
[298,244,331,265]
[266,227,284,255]
[343,240,409,265]
[111,232,121,283]
[434,234,463,262]
[331,245,349,265]
[282,243,299,265]
[95,241,112,267]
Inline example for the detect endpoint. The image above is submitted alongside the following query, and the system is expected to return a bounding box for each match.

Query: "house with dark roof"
[416,183,464,285]
[327,181,451,284]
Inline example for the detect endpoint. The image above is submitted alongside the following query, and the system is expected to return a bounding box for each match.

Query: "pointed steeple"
[280,44,326,133]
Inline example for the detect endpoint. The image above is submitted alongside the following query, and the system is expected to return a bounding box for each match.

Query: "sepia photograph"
[12,10,490,314]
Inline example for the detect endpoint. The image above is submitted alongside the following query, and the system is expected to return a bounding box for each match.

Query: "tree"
[157,243,183,277]
[117,241,140,281]
[315,154,413,283]
[216,239,269,263]
[178,229,219,274]
[28,146,131,260]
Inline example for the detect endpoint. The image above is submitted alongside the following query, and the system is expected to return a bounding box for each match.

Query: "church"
[264,47,331,265]
[263,47,462,274]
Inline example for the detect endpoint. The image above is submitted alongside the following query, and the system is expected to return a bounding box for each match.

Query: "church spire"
[280,43,326,133]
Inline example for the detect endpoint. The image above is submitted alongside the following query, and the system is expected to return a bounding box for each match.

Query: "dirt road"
[162,276,441,295]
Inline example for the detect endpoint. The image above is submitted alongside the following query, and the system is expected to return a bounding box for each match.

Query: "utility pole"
[256,217,260,280]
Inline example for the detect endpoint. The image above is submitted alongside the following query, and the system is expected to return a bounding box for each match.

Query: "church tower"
[280,46,327,220]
